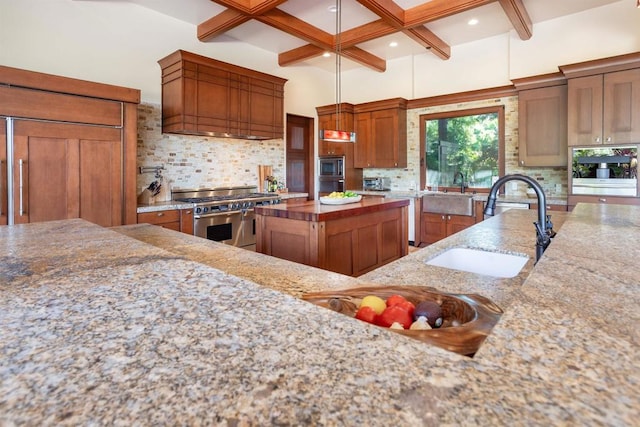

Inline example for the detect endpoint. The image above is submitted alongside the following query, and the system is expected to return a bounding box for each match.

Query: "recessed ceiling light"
[323,52,331,58]
[389,41,398,48]
[468,18,479,26]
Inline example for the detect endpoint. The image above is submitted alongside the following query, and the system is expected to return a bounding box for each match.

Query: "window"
[421,106,504,192]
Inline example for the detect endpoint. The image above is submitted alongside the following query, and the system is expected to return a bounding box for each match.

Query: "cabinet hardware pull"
[19,159,24,216]
[447,215,451,220]
[595,136,601,143]
[606,136,612,142]
[156,212,164,216]
[598,198,607,203]
[520,160,525,166]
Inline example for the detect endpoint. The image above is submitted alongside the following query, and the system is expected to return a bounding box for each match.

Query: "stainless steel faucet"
[483,174,556,263]
[453,172,466,193]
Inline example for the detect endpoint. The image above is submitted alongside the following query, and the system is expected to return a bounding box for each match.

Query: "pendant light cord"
[335,0,342,130]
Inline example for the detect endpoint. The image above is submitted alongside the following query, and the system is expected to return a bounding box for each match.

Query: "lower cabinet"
[420,213,476,244]
[567,195,640,211]
[138,208,194,234]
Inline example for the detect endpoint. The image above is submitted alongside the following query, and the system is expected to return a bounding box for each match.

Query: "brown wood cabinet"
[316,103,362,191]
[158,50,287,140]
[354,98,407,168]
[255,198,408,277]
[137,208,194,234]
[513,73,567,167]
[561,54,640,146]
[0,65,140,227]
[420,212,475,245]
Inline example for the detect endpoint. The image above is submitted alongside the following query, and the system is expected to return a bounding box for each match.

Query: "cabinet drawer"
[568,195,640,207]
[138,209,180,225]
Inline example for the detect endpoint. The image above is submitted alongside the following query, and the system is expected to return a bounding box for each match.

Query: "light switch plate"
[510,182,518,191]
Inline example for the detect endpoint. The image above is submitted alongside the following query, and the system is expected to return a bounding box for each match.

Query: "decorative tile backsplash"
[136,103,285,193]
[364,96,568,198]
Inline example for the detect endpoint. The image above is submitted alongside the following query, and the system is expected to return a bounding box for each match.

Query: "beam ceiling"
[198,0,532,72]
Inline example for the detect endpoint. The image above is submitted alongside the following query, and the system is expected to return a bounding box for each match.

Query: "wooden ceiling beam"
[341,47,387,72]
[212,0,287,15]
[339,19,398,46]
[278,45,326,67]
[404,0,494,27]
[354,0,405,28]
[497,0,533,40]
[404,26,451,60]
[256,8,334,48]
[198,9,251,42]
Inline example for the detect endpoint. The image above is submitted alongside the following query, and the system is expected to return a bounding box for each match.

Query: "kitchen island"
[254,196,409,277]
[1,204,638,425]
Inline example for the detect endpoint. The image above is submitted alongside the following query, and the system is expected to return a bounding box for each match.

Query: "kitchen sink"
[422,193,474,216]
[426,247,529,278]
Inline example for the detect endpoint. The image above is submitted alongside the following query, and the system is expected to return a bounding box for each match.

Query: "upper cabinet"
[354,98,407,168]
[158,50,287,140]
[560,53,640,146]
[513,73,568,167]
[317,103,354,156]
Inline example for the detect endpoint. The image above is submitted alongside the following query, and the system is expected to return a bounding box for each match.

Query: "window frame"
[419,105,505,193]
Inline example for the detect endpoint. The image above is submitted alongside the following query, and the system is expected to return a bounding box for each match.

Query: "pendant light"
[320,0,356,143]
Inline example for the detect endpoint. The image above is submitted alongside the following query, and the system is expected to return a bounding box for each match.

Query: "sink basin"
[422,193,474,216]
[426,247,529,278]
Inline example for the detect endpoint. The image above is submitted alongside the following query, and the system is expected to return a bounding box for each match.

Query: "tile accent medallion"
[136,103,285,193]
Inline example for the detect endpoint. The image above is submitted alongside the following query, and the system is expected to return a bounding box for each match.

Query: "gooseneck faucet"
[483,174,556,263]
[453,172,466,193]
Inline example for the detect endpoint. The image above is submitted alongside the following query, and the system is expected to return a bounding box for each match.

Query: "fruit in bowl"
[326,191,359,198]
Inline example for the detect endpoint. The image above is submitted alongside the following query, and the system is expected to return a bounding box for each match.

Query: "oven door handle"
[195,211,241,220]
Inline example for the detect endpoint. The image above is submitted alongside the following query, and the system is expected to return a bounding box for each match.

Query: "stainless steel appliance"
[571,146,638,196]
[172,186,281,250]
[318,156,345,194]
[363,177,390,191]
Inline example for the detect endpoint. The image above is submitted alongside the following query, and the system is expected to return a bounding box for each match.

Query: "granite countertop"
[1,204,638,425]
[254,197,409,222]
[354,189,568,206]
[137,193,308,214]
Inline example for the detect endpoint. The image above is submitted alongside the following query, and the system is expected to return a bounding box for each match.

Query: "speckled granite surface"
[1,203,637,425]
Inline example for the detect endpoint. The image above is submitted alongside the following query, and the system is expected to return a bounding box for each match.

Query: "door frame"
[285,113,315,199]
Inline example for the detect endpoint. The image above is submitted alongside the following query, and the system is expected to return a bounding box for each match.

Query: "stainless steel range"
[172,186,281,250]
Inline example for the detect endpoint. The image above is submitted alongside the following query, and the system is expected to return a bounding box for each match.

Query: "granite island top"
[1,204,638,425]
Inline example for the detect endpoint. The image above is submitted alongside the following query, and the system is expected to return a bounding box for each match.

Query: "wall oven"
[571,146,638,196]
[318,156,345,194]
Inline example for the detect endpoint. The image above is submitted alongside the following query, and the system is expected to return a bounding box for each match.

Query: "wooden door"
[603,68,640,145]
[286,114,313,196]
[0,118,6,225]
[12,120,122,226]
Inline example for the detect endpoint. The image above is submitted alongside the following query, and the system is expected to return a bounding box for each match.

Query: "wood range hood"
[158,50,287,140]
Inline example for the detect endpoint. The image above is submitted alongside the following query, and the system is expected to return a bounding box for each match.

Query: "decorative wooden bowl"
[302,285,503,357]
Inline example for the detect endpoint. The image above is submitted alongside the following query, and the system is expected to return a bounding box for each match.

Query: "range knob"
[195,207,202,214]
[202,206,209,214]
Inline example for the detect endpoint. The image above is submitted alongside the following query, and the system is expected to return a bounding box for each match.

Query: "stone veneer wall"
[363,96,568,198]
[136,103,285,193]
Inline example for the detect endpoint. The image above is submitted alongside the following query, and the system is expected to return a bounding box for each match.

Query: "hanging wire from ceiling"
[335,0,342,130]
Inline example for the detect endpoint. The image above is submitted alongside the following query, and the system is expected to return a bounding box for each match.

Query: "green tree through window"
[424,108,502,190]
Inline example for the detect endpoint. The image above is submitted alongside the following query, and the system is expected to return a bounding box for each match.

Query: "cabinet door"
[371,108,406,168]
[567,75,603,146]
[518,85,567,166]
[446,214,475,236]
[180,208,194,235]
[12,120,122,227]
[420,212,446,244]
[195,64,236,134]
[0,119,6,226]
[354,112,372,168]
[603,68,640,144]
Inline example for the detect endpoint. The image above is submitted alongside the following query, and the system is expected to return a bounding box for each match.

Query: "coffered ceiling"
[123,0,622,72]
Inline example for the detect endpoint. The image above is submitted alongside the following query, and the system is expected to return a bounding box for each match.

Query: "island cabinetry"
[420,213,475,245]
[560,53,640,146]
[255,198,409,277]
[159,50,287,140]
[513,73,567,167]
[354,98,407,168]
[0,65,140,227]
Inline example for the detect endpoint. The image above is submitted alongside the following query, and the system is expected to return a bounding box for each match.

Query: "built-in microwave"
[319,156,344,178]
